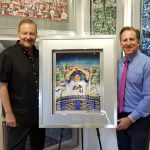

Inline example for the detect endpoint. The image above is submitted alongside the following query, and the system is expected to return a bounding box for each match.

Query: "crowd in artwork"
[0,0,68,20]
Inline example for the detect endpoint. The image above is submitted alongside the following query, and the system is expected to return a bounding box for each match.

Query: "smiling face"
[18,23,37,50]
[120,30,140,58]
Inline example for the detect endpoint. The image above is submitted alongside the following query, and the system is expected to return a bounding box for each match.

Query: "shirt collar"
[16,40,37,57]
[123,50,139,64]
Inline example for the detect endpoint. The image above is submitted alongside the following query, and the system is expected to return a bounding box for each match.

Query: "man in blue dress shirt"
[117,26,150,150]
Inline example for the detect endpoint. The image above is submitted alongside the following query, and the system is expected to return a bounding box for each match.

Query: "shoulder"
[117,57,124,65]
[138,51,150,63]
[137,52,150,71]
[1,43,19,55]
[34,46,39,56]
[138,51,149,58]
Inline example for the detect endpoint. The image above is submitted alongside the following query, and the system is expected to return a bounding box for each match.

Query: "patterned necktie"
[119,58,129,112]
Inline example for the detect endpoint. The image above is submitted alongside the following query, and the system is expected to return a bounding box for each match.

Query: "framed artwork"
[39,36,117,128]
[90,0,117,35]
[53,49,102,113]
[141,0,150,57]
[0,1,75,37]
[0,0,68,21]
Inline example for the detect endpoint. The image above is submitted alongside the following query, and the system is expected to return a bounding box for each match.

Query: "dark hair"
[74,71,82,77]
[119,26,140,42]
[18,19,37,33]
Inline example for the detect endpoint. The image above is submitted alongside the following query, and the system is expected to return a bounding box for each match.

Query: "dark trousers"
[117,112,150,150]
[7,124,45,150]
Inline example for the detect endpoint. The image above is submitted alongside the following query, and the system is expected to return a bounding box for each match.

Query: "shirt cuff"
[128,115,135,123]
[128,111,142,122]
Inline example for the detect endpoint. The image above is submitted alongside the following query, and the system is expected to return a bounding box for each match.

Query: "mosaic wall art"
[141,0,150,56]
[90,0,117,35]
[0,0,68,21]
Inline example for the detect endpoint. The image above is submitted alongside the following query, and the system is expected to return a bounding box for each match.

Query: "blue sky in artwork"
[56,51,100,67]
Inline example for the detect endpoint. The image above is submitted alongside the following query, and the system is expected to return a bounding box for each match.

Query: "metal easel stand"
[81,128,102,150]
[96,128,103,150]
[58,128,64,150]
[58,128,102,150]
[59,128,84,150]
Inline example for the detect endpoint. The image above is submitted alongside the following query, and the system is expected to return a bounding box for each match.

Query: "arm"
[0,82,17,127]
[65,66,77,80]
[78,67,90,80]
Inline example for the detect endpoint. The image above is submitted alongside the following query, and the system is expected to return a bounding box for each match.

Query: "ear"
[120,42,123,48]
[18,32,20,38]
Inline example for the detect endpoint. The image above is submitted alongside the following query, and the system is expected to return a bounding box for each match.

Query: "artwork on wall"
[141,0,150,56]
[90,0,117,35]
[0,0,68,21]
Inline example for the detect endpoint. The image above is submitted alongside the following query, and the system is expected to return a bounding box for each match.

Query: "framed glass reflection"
[141,0,150,57]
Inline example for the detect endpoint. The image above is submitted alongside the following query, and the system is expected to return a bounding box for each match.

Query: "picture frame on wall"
[90,0,117,35]
[0,0,68,21]
[141,0,150,57]
[0,0,75,36]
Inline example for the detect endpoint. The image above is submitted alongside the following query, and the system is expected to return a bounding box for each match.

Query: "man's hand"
[5,112,17,127]
[117,117,132,130]
[71,66,79,70]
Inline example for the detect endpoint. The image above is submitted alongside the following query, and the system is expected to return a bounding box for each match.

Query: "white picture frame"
[39,36,117,128]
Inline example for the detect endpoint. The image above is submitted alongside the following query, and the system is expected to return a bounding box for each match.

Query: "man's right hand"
[5,112,17,127]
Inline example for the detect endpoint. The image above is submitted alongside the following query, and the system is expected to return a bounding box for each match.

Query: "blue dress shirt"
[117,50,150,121]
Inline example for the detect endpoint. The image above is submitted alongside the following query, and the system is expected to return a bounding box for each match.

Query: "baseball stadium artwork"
[52,49,103,114]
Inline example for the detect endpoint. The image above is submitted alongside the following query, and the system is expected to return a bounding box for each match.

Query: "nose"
[26,33,32,38]
[126,39,131,45]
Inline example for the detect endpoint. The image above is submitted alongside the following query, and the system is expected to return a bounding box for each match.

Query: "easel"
[58,128,64,150]
[58,128,103,150]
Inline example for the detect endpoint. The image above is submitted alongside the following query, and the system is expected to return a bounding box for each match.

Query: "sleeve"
[0,51,12,82]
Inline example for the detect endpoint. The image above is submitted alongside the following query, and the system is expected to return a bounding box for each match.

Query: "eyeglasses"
[20,32,37,37]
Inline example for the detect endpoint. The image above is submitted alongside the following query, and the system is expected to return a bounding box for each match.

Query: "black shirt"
[0,41,39,124]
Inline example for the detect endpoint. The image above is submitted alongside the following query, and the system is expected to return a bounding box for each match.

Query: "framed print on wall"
[0,0,68,21]
[141,0,150,57]
[90,0,117,35]
[39,36,117,128]
[0,0,75,36]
